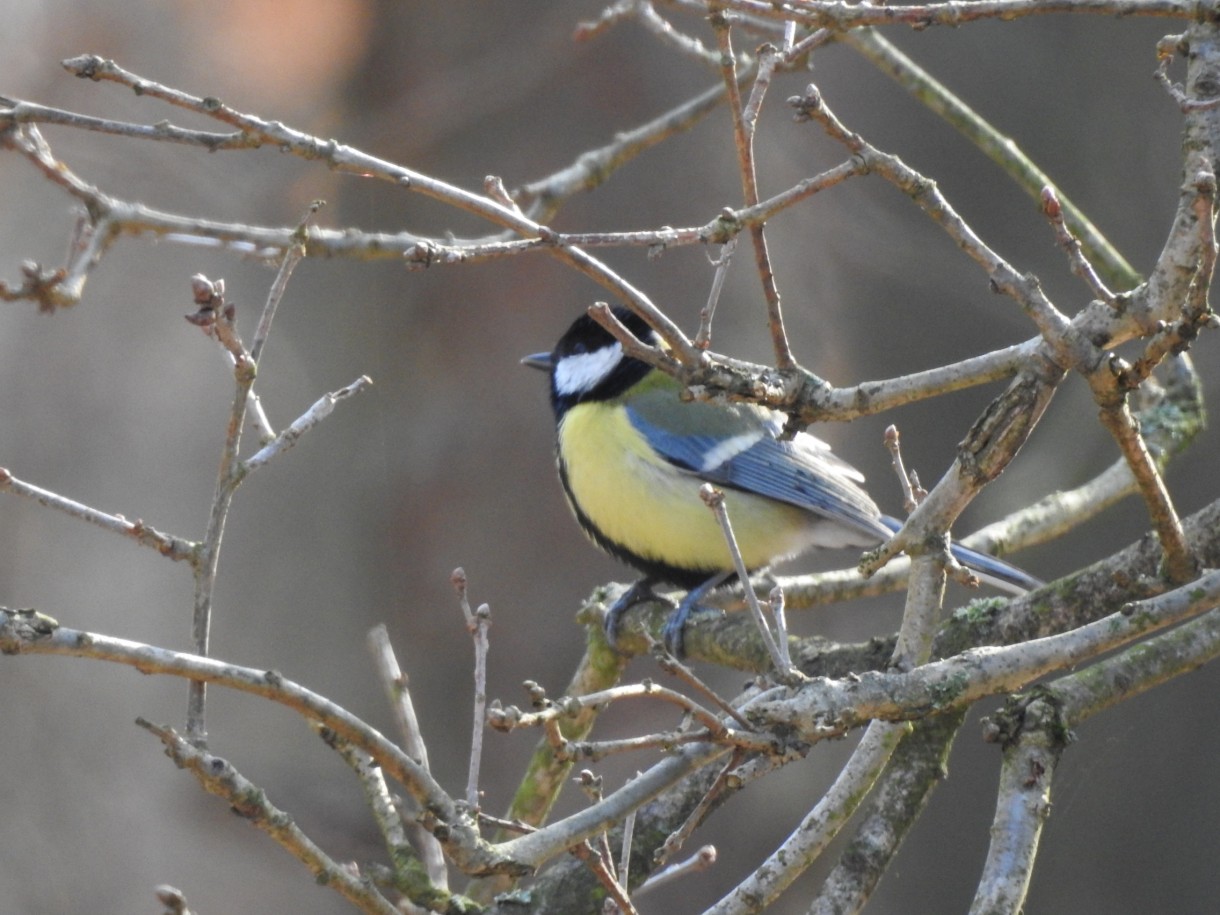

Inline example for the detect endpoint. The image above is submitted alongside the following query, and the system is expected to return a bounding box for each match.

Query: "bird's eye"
[570,342,588,355]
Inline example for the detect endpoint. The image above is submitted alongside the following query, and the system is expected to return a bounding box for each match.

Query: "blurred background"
[1,3,1217,913]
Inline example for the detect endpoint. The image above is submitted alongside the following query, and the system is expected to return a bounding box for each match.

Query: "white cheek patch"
[554,343,623,396]
[700,431,764,472]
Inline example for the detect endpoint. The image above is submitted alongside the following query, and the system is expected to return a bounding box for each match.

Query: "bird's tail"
[878,516,1041,596]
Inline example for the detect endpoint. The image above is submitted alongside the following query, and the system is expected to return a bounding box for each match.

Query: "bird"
[523,307,1040,656]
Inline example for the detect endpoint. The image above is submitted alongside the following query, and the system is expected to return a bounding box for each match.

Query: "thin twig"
[654,749,745,870]
[845,28,1139,290]
[698,484,790,676]
[367,625,432,766]
[1091,383,1195,583]
[452,569,491,810]
[696,236,737,349]
[884,425,919,514]
[366,624,449,888]
[493,739,736,869]
[635,845,717,896]
[249,202,320,364]
[570,839,639,915]
[138,719,401,915]
[767,585,792,673]
[186,273,256,748]
[489,680,733,740]
[703,720,907,915]
[711,15,795,368]
[476,812,538,835]
[698,0,1200,30]
[0,467,195,562]
[635,1,724,67]
[1040,186,1116,302]
[320,726,416,867]
[554,725,777,761]
[619,808,637,890]
[587,301,687,373]
[655,650,756,730]
[573,0,636,40]
[242,376,374,474]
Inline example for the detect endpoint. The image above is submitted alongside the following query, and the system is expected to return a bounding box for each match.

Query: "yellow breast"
[557,402,818,575]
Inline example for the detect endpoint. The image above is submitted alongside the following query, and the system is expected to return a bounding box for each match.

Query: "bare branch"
[0,96,251,150]
[0,13,1215,915]
[845,28,1140,290]
[249,202,319,365]
[489,680,749,748]
[705,0,1199,29]
[1040,186,1117,302]
[137,719,401,915]
[653,751,745,870]
[971,694,1065,915]
[366,624,449,889]
[808,712,965,914]
[750,568,1220,738]
[704,719,907,915]
[710,15,794,366]
[1089,369,1196,582]
[1056,597,1220,726]
[493,742,735,870]
[241,376,374,474]
[696,236,737,349]
[636,844,717,896]
[0,467,195,562]
[185,273,256,747]
[699,483,791,677]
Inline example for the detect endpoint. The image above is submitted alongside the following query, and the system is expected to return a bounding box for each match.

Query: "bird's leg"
[661,570,734,658]
[603,577,674,649]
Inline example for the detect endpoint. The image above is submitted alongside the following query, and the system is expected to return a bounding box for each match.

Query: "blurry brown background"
[2,3,1218,913]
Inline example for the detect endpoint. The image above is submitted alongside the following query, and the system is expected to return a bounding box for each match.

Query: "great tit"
[524,307,1039,655]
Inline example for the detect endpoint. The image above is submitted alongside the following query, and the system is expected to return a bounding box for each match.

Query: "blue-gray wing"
[625,398,890,542]
[625,395,1042,593]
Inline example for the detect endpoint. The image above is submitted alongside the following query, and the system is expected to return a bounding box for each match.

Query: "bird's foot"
[660,597,700,658]
[603,579,674,651]
[659,571,734,658]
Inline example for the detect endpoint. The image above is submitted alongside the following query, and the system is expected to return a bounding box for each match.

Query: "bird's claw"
[605,572,731,657]
[603,579,674,651]
[661,604,691,658]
